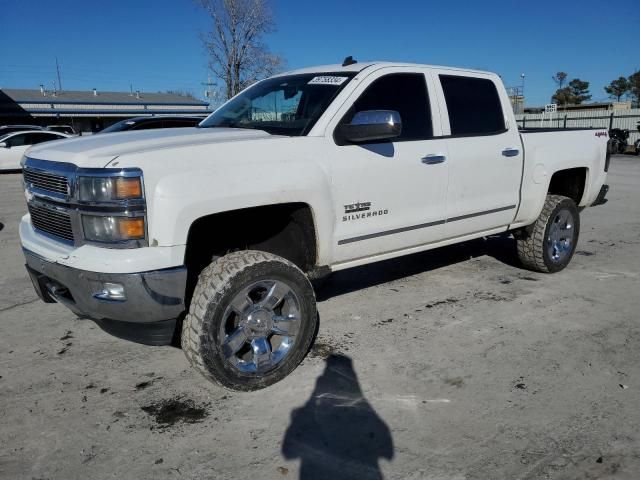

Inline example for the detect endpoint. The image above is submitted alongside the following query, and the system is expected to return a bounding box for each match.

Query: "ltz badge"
[342,201,388,222]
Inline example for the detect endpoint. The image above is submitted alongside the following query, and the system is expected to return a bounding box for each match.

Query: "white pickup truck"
[19,61,610,390]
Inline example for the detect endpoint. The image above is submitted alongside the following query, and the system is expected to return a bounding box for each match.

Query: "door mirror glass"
[339,110,402,143]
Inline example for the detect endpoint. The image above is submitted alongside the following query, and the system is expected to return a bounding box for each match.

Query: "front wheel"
[516,195,580,273]
[182,251,317,391]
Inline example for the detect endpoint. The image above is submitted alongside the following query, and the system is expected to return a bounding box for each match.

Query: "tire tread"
[181,250,316,390]
[516,194,577,273]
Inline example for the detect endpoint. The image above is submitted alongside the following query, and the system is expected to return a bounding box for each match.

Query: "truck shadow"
[282,353,394,479]
[317,233,520,301]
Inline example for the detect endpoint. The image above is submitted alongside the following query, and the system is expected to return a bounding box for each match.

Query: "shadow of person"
[282,354,393,479]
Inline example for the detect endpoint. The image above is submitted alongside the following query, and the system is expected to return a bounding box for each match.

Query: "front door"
[327,69,450,264]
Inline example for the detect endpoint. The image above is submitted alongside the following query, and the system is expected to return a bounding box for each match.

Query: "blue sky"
[0,0,637,106]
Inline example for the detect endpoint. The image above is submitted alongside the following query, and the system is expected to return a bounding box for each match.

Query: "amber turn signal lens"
[117,217,145,239]
[114,177,142,199]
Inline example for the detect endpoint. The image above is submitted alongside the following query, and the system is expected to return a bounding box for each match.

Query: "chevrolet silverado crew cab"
[19,60,610,391]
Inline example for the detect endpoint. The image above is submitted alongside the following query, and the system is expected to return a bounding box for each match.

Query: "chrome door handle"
[502,148,520,157]
[421,154,446,165]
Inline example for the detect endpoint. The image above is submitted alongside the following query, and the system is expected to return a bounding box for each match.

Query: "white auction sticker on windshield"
[308,76,349,86]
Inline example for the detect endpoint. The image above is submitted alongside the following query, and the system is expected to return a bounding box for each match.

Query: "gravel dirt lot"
[1,156,639,480]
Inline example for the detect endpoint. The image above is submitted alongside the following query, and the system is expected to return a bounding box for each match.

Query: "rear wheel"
[516,195,580,273]
[182,251,317,391]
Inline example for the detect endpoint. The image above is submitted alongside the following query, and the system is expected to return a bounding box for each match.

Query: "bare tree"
[198,0,284,99]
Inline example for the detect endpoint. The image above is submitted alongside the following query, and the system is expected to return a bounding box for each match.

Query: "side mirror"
[339,110,402,143]
[0,142,8,148]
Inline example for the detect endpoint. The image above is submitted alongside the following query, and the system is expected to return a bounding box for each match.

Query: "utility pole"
[55,57,63,92]
[521,73,525,110]
[201,75,217,109]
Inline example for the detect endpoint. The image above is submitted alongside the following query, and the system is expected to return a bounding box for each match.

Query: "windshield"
[199,73,356,136]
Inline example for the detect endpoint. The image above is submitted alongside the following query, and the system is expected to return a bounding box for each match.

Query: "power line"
[201,75,216,100]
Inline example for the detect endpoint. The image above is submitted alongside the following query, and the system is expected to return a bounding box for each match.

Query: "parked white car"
[46,125,76,135]
[19,61,610,390]
[0,130,70,171]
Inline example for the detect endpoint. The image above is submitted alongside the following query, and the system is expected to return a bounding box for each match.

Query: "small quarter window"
[440,75,505,136]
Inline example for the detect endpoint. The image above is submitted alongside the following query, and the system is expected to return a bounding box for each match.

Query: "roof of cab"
[278,61,494,77]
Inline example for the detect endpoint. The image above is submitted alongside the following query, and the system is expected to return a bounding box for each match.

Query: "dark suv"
[99,116,204,133]
[46,125,76,135]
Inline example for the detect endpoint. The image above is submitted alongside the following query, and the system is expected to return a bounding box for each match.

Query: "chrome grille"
[23,169,69,195]
[28,203,74,242]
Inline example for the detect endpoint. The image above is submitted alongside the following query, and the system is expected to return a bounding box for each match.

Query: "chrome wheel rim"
[218,280,301,374]
[547,208,574,263]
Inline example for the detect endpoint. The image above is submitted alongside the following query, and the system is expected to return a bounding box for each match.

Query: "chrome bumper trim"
[24,248,187,324]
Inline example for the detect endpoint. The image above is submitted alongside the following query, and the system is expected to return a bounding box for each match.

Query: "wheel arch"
[547,167,589,206]
[183,202,319,306]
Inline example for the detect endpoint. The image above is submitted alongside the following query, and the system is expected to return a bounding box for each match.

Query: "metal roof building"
[0,88,210,132]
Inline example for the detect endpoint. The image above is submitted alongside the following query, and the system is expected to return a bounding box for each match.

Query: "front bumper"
[24,249,187,345]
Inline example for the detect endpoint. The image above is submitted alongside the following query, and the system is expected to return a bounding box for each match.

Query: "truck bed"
[511,128,609,229]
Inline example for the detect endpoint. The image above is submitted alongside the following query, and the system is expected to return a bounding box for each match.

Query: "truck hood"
[26,127,278,168]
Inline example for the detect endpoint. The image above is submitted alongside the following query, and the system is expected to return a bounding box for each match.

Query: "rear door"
[431,72,523,238]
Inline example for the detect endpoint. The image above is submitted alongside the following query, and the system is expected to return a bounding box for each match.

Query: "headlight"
[82,215,145,243]
[78,176,142,202]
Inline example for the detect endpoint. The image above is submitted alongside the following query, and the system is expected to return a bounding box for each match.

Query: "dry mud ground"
[1,156,639,479]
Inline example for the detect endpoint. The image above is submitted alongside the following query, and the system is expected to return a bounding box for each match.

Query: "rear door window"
[439,75,505,136]
[6,134,28,147]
